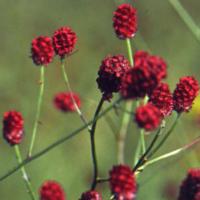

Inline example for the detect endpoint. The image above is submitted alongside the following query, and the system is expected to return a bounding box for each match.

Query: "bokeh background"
[0,0,200,199]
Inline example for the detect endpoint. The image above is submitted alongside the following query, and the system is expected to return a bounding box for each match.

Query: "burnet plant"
[1,2,200,200]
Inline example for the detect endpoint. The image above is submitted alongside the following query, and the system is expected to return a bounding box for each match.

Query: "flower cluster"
[178,169,200,200]
[3,111,24,145]
[113,4,138,39]
[80,191,102,200]
[2,1,200,200]
[109,165,137,200]
[31,36,54,66]
[149,83,173,117]
[135,103,163,131]
[121,50,167,100]
[96,55,131,100]
[39,180,66,200]
[31,26,77,66]
[52,26,77,59]
[53,92,81,112]
[173,76,199,113]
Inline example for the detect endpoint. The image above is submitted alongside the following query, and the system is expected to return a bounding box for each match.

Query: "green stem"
[0,98,122,182]
[117,38,134,164]
[14,145,36,200]
[126,38,134,66]
[61,60,91,131]
[143,135,200,168]
[117,101,132,164]
[133,127,162,172]
[148,113,181,158]
[168,0,200,43]
[90,97,104,190]
[133,97,149,165]
[140,129,146,154]
[28,66,45,157]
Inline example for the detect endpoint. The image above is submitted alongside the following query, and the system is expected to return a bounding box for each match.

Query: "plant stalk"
[14,145,36,200]
[28,66,45,157]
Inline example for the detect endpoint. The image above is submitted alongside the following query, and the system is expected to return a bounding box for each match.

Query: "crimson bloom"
[149,83,173,117]
[52,26,77,59]
[178,169,200,200]
[173,76,199,112]
[135,103,163,131]
[39,180,66,200]
[3,111,24,145]
[113,3,138,39]
[121,50,168,99]
[96,55,131,100]
[109,165,137,200]
[134,50,167,81]
[80,190,102,200]
[120,66,159,99]
[31,36,54,66]
[54,92,81,112]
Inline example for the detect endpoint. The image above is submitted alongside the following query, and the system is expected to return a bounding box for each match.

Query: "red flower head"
[173,76,199,113]
[3,111,24,145]
[134,50,167,81]
[31,36,54,66]
[133,50,149,66]
[39,180,66,200]
[178,169,200,200]
[96,55,131,100]
[120,66,159,99]
[54,92,81,112]
[135,103,163,131]
[149,83,173,117]
[52,26,77,59]
[109,165,137,200]
[80,191,102,200]
[113,4,138,39]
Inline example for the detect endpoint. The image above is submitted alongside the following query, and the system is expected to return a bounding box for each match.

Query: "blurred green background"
[0,0,200,199]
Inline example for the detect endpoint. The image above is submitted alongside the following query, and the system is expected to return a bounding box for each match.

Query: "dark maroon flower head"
[39,180,66,200]
[149,83,173,117]
[54,92,81,112]
[134,50,167,81]
[113,3,138,39]
[109,165,137,200]
[31,36,54,66]
[178,169,200,200]
[135,103,163,131]
[96,55,131,100]
[80,190,102,200]
[3,111,24,145]
[52,26,77,59]
[120,65,159,99]
[173,76,199,113]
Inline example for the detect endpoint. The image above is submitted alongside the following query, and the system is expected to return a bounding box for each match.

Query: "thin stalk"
[133,96,149,165]
[140,129,146,154]
[168,0,200,43]
[96,177,110,183]
[0,98,122,182]
[148,113,181,158]
[61,60,91,131]
[28,66,45,157]
[14,145,36,200]
[133,130,146,166]
[143,135,200,168]
[117,101,133,164]
[117,38,134,164]
[90,97,104,190]
[126,39,134,66]
[133,127,162,172]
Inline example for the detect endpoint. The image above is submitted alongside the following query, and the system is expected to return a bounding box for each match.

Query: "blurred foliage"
[0,0,200,199]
